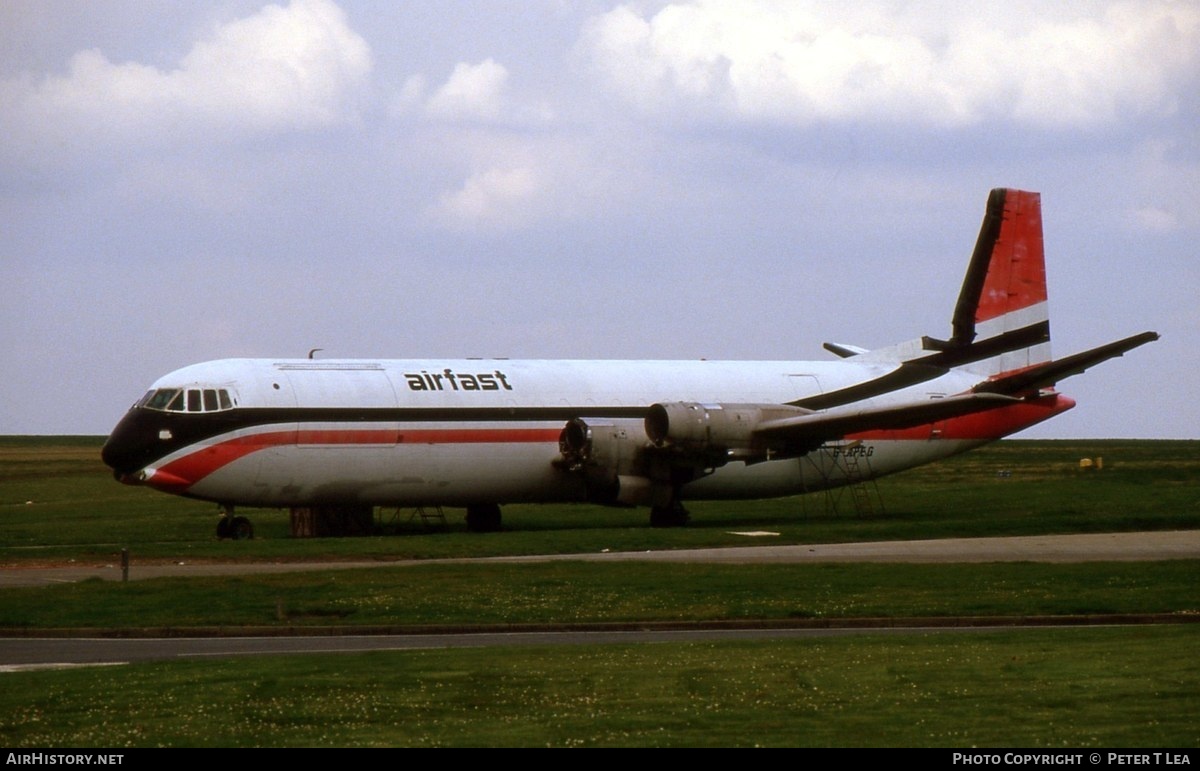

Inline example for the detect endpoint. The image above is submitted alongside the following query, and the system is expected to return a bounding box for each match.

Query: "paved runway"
[1,625,1031,668]
[1,530,1197,588]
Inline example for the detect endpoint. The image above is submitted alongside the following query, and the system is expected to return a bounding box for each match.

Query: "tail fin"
[833,188,1156,401]
[928,189,1157,392]
[855,188,1052,375]
[953,190,1048,344]
[922,188,1052,376]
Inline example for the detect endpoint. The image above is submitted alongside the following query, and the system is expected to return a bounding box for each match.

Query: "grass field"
[2,437,1198,563]
[0,437,1197,747]
[0,559,1197,629]
[2,627,1197,747]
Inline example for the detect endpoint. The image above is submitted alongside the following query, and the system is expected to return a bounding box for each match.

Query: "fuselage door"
[279,363,399,447]
[786,374,823,401]
[249,368,299,492]
[927,392,947,440]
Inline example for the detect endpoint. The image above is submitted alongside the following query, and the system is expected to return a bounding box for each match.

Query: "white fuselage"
[102,357,1068,509]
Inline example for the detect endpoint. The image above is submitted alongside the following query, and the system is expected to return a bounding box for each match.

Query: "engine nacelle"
[644,401,813,457]
[557,418,654,505]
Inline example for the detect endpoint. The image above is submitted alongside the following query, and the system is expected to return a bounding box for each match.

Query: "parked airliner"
[102,189,1157,537]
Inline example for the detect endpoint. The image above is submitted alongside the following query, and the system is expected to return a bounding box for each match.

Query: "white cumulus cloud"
[578,0,1200,129]
[430,166,541,230]
[1,0,371,160]
[426,58,510,121]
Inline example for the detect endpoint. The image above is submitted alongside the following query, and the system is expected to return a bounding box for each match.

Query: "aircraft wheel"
[216,517,232,539]
[229,516,254,540]
[650,505,690,528]
[465,504,502,533]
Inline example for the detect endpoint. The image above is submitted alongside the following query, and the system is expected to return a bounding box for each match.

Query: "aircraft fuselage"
[101,356,1072,509]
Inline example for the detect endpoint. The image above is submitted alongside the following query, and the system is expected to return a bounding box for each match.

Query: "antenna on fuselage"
[308,348,323,359]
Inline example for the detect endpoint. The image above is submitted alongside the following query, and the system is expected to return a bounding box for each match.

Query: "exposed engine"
[557,418,653,505]
[644,401,816,461]
[556,402,820,509]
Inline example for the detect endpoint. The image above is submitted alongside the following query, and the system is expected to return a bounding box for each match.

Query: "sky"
[1,0,1196,438]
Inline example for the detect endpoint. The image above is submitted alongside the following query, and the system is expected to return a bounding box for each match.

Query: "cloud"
[0,0,371,161]
[407,58,554,126]
[1129,206,1177,232]
[578,0,1200,129]
[390,74,428,117]
[430,165,541,230]
[426,58,510,121]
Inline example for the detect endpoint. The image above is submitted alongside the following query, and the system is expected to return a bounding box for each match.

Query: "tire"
[229,516,254,540]
[465,504,502,532]
[650,505,690,528]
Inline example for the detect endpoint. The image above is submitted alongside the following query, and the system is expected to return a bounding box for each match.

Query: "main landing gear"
[465,503,502,533]
[216,504,254,540]
[648,479,690,528]
[649,501,690,528]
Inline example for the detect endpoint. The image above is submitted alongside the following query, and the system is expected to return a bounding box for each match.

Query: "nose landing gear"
[216,505,254,540]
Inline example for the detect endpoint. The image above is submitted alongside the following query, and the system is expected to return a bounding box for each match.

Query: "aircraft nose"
[101,432,139,477]
[101,410,161,477]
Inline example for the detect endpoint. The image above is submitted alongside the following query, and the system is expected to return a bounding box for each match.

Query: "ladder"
[409,505,448,529]
[840,451,879,518]
[802,443,885,518]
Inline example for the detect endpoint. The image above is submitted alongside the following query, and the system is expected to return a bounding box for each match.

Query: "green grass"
[1,626,1196,747]
[2,437,1198,748]
[2,438,1198,565]
[2,436,1198,633]
[0,560,1196,630]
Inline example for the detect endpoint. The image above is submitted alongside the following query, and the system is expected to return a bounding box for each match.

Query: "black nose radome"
[101,409,162,476]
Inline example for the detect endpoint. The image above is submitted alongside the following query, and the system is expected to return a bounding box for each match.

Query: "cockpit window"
[142,387,235,413]
[145,388,181,410]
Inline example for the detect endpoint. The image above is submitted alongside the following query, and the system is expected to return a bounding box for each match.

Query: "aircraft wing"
[973,331,1160,396]
[752,392,1020,448]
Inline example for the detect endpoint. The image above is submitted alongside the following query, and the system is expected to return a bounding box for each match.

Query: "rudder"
[849,189,1053,377]
[943,188,1051,376]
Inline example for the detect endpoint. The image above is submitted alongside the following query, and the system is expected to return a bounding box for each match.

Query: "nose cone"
[101,409,161,477]
[100,433,134,476]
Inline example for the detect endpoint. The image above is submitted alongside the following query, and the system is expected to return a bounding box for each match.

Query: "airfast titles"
[405,369,513,392]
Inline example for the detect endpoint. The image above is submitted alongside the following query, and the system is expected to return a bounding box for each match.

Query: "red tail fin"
[942,188,1051,376]
[952,189,1048,345]
[975,189,1047,324]
[854,189,1155,393]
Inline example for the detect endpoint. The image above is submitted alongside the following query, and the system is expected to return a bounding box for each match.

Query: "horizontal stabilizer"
[754,392,1019,448]
[823,342,869,358]
[973,331,1160,396]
